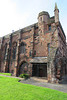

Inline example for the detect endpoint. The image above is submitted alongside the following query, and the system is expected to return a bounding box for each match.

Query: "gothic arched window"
[20,42,26,54]
[12,42,17,59]
[4,43,7,60]
[47,43,50,54]
[13,47,16,59]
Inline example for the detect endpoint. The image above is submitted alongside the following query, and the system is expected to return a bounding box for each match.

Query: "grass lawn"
[0,76,67,100]
[0,73,12,76]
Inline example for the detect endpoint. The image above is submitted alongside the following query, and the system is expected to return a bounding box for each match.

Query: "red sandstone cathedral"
[0,4,67,83]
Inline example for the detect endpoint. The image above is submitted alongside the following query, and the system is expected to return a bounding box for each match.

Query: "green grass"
[0,76,67,100]
[0,73,12,76]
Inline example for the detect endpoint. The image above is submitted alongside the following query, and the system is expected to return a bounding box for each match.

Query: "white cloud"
[0,0,29,36]
[0,0,55,37]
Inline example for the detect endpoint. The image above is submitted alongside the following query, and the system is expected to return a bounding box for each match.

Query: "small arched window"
[29,50,32,57]
[40,17,42,21]
[20,42,26,54]
[48,25,51,31]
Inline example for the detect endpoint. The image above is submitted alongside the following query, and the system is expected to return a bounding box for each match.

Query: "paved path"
[0,74,67,93]
[20,77,67,93]
[60,75,67,84]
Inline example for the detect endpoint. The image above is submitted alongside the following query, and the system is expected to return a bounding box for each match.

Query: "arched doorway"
[19,61,28,75]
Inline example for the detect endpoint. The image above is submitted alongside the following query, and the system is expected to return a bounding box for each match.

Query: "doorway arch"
[19,61,28,75]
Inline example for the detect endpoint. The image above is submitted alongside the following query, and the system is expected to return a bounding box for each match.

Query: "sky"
[0,0,67,41]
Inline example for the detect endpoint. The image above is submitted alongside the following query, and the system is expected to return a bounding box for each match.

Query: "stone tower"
[54,3,59,23]
[38,11,50,34]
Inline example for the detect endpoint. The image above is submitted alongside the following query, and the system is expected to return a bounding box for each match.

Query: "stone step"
[31,77,48,82]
